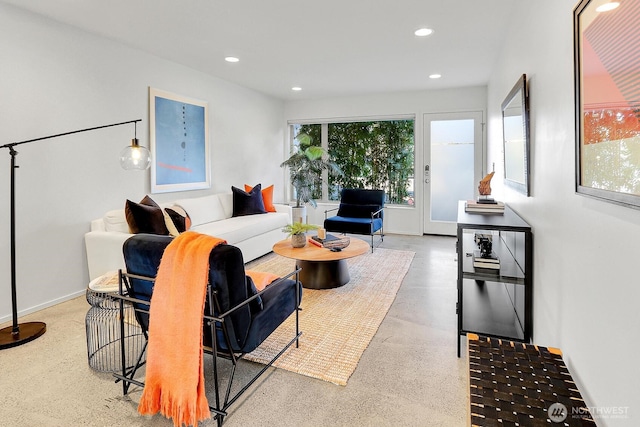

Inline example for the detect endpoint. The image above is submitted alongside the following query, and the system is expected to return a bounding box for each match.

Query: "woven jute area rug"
[244,246,415,386]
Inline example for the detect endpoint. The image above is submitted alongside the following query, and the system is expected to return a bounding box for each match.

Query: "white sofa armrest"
[84,231,132,280]
[273,204,292,222]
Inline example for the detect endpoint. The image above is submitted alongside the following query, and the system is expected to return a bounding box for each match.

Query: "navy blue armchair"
[324,189,385,252]
[113,234,302,426]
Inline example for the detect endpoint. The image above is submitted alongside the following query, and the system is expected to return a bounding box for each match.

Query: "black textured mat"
[468,335,596,426]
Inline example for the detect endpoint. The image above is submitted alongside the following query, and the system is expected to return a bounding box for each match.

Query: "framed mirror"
[502,74,530,196]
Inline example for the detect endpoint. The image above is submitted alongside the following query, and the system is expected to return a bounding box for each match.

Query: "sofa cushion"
[232,184,267,217]
[218,193,233,218]
[125,196,169,235]
[175,194,226,227]
[324,216,383,235]
[191,211,289,244]
[104,209,130,233]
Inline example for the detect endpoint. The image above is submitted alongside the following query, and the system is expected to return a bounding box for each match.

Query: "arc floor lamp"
[0,119,151,350]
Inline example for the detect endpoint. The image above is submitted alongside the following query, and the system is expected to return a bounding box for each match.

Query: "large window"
[291,118,415,205]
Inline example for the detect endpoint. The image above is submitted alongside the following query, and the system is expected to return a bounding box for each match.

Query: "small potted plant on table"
[283,222,319,248]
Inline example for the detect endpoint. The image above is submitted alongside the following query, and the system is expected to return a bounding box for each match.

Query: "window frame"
[287,115,416,206]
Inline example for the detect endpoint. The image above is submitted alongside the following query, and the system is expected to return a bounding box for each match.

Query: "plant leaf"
[305,146,324,160]
[296,133,312,147]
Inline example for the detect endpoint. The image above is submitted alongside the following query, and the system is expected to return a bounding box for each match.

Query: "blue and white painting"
[150,88,210,193]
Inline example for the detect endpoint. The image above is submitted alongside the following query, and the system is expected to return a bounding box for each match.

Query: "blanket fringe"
[139,386,211,427]
[137,231,224,427]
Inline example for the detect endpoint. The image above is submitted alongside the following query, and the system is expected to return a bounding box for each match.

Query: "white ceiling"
[3,0,516,101]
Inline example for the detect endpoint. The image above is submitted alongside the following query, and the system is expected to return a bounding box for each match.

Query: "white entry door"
[423,111,484,235]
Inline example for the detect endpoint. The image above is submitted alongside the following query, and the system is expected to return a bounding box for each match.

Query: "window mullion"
[321,123,329,202]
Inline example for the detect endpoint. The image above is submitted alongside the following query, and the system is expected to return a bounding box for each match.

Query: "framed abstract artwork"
[574,0,640,208]
[149,87,210,193]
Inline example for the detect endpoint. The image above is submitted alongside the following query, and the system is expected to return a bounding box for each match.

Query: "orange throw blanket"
[245,270,280,291]
[138,231,226,427]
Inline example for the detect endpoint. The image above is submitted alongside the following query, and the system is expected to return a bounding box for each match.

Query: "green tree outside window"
[293,119,414,205]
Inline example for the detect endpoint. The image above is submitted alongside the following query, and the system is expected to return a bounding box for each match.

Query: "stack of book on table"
[310,234,350,249]
[472,250,500,272]
[465,199,505,214]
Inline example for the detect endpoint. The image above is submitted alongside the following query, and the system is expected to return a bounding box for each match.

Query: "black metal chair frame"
[111,267,302,426]
[324,206,385,252]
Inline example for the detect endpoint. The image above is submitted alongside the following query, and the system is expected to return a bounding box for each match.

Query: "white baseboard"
[0,289,87,325]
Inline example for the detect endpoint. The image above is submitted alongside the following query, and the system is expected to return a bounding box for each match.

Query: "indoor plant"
[280,133,342,223]
[282,222,319,248]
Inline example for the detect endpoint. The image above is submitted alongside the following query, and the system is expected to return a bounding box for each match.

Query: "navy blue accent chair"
[114,233,302,426]
[324,189,385,252]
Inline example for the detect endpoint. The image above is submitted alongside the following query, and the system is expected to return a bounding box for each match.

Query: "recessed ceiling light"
[429,74,442,79]
[224,56,239,63]
[292,87,302,91]
[415,28,434,37]
[595,2,619,12]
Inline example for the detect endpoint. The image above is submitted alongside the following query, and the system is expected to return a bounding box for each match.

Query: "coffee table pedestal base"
[297,259,350,289]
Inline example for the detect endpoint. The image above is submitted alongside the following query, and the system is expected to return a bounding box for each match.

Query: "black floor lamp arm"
[0,118,142,350]
[1,119,141,150]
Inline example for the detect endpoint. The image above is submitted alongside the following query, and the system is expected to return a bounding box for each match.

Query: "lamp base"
[0,321,46,350]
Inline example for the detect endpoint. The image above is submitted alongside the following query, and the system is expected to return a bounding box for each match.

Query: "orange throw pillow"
[244,184,276,212]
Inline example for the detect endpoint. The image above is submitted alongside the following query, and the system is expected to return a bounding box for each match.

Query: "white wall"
[284,87,487,234]
[487,1,639,425]
[0,4,285,322]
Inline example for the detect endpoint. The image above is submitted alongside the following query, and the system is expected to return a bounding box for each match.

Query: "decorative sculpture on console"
[478,172,495,198]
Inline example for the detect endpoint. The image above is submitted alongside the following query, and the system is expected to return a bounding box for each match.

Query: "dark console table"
[456,201,532,357]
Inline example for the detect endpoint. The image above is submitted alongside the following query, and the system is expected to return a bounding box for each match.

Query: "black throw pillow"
[232,184,267,217]
[165,207,191,233]
[125,196,170,235]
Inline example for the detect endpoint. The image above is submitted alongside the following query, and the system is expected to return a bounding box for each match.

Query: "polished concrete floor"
[0,234,468,427]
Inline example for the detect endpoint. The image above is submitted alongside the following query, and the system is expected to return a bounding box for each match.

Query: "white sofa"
[84,192,292,280]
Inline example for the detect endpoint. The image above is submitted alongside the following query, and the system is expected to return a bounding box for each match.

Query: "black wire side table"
[468,334,596,427]
[85,274,145,372]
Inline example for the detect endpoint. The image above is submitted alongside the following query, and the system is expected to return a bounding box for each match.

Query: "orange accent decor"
[137,231,226,427]
[478,172,494,196]
[307,237,323,247]
[245,184,276,212]
[245,270,280,292]
[157,161,193,173]
[548,347,563,356]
